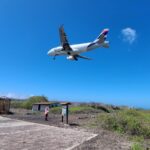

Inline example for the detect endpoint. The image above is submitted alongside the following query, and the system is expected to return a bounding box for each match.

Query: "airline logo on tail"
[102,29,109,35]
[97,28,109,39]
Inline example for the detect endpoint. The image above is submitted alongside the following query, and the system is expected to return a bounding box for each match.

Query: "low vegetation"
[93,109,150,138]
[49,105,100,114]
[49,103,111,114]
[85,103,111,113]
[11,96,48,109]
[49,107,61,114]
[70,105,98,114]
[89,109,150,149]
[131,143,143,150]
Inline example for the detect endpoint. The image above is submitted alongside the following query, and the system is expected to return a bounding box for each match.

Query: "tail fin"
[94,28,109,44]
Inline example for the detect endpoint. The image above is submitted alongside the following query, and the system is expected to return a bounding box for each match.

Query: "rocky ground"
[2,109,132,150]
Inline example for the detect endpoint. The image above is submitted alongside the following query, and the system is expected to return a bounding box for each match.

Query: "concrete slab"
[0,116,97,150]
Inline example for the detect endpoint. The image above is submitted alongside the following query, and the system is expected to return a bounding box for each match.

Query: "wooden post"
[62,115,64,122]
[66,105,68,124]
[61,102,71,124]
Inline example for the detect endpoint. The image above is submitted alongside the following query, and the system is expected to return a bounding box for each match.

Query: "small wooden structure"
[32,102,60,112]
[0,97,11,114]
[61,102,71,124]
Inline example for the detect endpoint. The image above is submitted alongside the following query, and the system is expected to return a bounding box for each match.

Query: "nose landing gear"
[53,54,58,60]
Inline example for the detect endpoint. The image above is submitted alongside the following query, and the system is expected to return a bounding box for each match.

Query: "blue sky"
[0,0,150,108]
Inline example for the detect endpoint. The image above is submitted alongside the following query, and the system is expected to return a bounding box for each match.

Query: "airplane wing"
[59,26,72,51]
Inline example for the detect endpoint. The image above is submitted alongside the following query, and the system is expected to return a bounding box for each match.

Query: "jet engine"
[66,55,75,60]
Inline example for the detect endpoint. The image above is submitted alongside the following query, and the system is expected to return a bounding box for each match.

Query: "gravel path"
[0,116,97,150]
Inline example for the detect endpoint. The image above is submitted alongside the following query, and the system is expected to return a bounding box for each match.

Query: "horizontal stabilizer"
[102,41,109,48]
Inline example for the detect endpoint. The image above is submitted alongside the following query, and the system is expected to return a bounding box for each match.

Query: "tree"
[23,96,48,109]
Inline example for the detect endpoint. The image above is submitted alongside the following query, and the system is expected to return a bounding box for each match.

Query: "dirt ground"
[1,109,132,150]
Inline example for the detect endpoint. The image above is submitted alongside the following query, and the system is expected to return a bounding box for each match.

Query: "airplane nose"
[47,49,53,56]
[47,50,51,55]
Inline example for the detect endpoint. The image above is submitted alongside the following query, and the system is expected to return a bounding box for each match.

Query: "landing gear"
[53,55,57,60]
[74,56,78,61]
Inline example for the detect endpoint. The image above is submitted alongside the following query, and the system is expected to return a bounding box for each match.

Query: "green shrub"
[24,96,48,109]
[87,103,111,113]
[90,104,110,113]
[95,109,150,138]
[70,106,96,114]
[131,143,143,150]
[49,107,61,114]
[48,106,96,114]
[10,96,48,109]
[11,100,26,109]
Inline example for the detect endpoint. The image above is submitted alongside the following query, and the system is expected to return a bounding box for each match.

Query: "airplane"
[47,26,109,61]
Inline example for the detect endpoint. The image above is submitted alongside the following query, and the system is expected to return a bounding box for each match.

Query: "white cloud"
[0,92,30,99]
[121,27,137,44]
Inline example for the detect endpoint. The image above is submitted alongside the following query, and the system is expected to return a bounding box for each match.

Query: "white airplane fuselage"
[48,42,106,56]
[47,27,109,60]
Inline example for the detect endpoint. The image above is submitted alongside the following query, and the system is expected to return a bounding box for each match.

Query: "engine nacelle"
[102,41,109,48]
[66,55,75,60]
